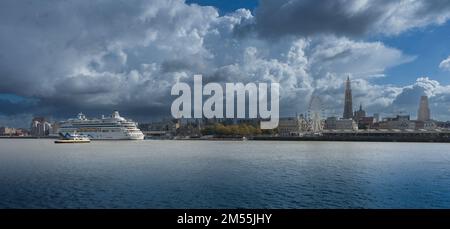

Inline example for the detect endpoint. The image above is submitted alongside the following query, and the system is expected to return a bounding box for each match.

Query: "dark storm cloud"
[417,0,450,15]
[246,0,450,38]
[0,0,141,95]
[0,98,37,116]
[392,86,426,108]
[0,0,219,123]
[253,0,385,37]
[161,59,207,73]
[54,75,120,95]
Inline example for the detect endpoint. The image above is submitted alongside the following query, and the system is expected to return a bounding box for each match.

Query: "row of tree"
[201,123,276,136]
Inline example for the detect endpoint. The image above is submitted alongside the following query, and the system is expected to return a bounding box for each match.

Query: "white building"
[31,118,52,137]
[0,127,16,136]
[325,117,358,131]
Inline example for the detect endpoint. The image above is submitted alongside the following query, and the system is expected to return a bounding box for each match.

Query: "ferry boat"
[58,111,145,140]
[55,133,91,144]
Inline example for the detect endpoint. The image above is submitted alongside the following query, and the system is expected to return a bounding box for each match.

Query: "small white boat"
[55,133,91,144]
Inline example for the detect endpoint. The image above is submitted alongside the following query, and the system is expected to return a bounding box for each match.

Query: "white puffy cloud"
[439,56,450,71]
[390,77,450,120]
[309,36,415,78]
[374,0,450,35]
[207,23,418,118]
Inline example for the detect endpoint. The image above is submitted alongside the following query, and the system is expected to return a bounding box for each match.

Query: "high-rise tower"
[417,95,430,121]
[343,76,353,119]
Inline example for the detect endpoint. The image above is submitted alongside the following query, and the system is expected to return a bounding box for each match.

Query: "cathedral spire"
[346,76,351,90]
[343,76,353,119]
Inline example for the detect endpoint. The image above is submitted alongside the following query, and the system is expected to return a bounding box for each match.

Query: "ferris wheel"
[307,95,325,133]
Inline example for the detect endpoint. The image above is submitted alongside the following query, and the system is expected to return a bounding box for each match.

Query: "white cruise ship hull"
[58,111,145,140]
[59,131,144,140]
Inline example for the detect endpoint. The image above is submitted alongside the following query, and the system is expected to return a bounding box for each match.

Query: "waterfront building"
[0,127,16,136]
[15,128,29,136]
[414,120,437,130]
[149,120,178,132]
[436,121,450,129]
[351,104,374,129]
[324,117,338,129]
[31,117,52,137]
[49,121,61,137]
[357,117,375,129]
[0,127,28,136]
[325,117,358,131]
[336,119,358,131]
[424,121,436,130]
[382,115,410,122]
[140,119,179,138]
[343,76,353,119]
[377,115,415,130]
[278,116,308,136]
[417,95,431,121]
[353,103,366,121]
[373,113,380,123]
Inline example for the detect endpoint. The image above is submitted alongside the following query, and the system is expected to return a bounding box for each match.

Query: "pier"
[253,130,450,142]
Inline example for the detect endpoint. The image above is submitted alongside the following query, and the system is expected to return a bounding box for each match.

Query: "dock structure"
[253,129,450,142]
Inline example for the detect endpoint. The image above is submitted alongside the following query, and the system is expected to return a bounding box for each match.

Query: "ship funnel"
[77,113,86,120]
[112,111,120,118]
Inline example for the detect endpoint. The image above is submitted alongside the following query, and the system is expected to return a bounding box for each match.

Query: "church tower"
[343,76,353,119]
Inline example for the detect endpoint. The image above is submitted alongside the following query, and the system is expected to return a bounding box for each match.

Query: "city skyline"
[1,0,450,128]
[0,75,445,130]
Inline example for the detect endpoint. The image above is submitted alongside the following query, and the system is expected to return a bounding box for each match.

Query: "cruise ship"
[58,111,145,140]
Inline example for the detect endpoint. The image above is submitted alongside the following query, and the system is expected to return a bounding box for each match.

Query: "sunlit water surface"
[1,139,450,208]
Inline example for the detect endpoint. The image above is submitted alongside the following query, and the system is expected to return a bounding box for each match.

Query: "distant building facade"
[414,120,437,130]
[373,113,380,123]
[325,117,358,131]
[278,116,308,136]
[436,121,450,129]
[377,115,415,130]
[50,122,60,136]
[0,127,16,136]
[31,117,52,137]
[353,104,366,121]
[139,119,179,138]
[0,127,28,136]
[357,117,375,129]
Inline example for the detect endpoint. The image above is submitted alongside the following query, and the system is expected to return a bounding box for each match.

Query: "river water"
[0,139,449,208]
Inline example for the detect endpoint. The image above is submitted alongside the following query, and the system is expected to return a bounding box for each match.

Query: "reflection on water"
[0,139,450,208]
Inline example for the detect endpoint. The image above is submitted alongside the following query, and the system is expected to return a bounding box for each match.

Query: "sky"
[1,0,450,128]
